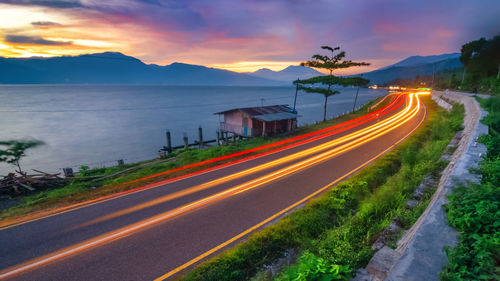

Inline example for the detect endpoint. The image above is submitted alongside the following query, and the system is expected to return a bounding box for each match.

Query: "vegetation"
[0,97,386,222]
[295,46,370,121]
[440,96,500,280]
[180,96,464,281]
[0,140,44,174]
[384,35,500,95]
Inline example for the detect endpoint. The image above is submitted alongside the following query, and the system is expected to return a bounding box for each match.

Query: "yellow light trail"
[0,92,428,280]
[153,93,429,281]
[72,94,415,228]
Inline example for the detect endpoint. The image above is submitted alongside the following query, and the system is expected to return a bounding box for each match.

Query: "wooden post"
[63,167,74,177]
[216,130,220,146]
[198,126,203,149]
[183,133,188,149]
[293,78,299,111]
[262,122,266,137]
[166,130,172,153]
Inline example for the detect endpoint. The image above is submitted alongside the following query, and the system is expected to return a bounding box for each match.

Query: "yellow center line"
[153,98,427,281]
[0,93,427,280]
[72,94,416,228]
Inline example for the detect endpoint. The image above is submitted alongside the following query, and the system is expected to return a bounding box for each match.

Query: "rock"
[387,221,401,234]
[351,268,375,281]
[372,236,386,251]
[366,246,402,280]
[412,175,433,200]
[405,199,419,209]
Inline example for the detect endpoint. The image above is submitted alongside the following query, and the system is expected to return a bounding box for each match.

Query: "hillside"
[247,65,323,82]
[356,54,462,85]
[0,52,281,86]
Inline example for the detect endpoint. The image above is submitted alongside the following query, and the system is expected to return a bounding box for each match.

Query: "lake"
[0,85,387,175]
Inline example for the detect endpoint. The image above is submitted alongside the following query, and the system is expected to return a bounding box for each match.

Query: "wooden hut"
[215,105,298,137]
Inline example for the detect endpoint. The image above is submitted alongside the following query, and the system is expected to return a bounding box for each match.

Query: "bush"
[441,96,500,280]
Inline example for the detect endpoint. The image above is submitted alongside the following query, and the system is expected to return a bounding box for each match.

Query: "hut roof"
[215,105,298,122]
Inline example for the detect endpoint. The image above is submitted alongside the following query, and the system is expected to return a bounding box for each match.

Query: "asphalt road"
[0,92,427,281]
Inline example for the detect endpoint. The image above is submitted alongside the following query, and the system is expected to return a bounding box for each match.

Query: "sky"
[0,0,498,75]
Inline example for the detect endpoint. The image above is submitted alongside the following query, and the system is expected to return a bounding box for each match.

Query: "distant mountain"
[382,53,460,69]
[356,54,462,85]
[248,65,323,82]
[0,52,282,86]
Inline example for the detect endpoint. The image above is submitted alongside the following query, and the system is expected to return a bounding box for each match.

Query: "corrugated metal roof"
[252,112,298,122]
[215,105,298,122]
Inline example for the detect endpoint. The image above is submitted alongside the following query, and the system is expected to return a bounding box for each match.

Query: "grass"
[439,96,500,281]
[1,96,386,222]
[178,96,464,281]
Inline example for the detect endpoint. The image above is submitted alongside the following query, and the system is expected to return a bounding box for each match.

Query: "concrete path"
[386,91,489,281]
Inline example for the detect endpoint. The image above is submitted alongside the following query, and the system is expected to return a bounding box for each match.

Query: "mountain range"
[358,53,462,85]
[0,52,462,85]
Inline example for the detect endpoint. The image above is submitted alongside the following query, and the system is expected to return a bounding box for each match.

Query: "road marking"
[153,101,427,281]
[73,96,413,229]
[0,94,424,280]
[0,95,403,230]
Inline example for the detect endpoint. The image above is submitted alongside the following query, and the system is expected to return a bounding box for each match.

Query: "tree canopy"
[295,45,370,121]
[461,35,500,79]
[0,140,44,173]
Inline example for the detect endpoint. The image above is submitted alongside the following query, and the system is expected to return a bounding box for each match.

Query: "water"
[0,85,387,175]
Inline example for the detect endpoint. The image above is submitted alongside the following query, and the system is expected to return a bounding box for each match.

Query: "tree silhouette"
[0,140,44,174]
[295,46,370,121]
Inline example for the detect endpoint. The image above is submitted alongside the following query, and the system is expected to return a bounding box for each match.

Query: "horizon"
[0,0,499,75]
[0,49,463,77]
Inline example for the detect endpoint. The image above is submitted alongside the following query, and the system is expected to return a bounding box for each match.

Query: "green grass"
[1,97,385,221]
[440,96,500,281]
[179,96,464,281]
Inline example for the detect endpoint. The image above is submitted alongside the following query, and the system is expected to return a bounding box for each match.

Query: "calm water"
[0,85,387,175]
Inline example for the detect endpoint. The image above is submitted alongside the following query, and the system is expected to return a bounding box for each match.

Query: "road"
[0,91,428,281]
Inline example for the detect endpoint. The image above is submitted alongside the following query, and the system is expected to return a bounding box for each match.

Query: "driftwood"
[0,169,66,197]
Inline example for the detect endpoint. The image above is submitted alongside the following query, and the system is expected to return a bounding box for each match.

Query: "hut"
[215,105,298,137]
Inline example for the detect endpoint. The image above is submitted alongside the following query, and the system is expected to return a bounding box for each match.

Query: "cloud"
[4,35,73,45]
[0,0,83,9]
[31,21,61,26]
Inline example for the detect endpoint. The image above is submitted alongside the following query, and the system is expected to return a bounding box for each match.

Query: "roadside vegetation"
[440,96,500,280]
[179,96,464,281]
[0,96,390,222]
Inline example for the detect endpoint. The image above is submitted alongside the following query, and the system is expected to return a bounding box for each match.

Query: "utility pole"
[431,63,436,89]
[352,74,362,113]
[293,77,299,111]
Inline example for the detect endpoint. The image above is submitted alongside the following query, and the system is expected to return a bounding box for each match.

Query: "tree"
[460,36,500,86]
[295,46,370,121]
[0,140,44,174]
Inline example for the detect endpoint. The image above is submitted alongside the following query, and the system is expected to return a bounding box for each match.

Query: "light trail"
[0,94,403,230]
[0,92,427,279]
[71,94,413,228]
[153,93,429,281]
[122,94,404,184]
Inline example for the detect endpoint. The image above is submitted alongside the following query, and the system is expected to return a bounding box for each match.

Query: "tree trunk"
[323,95,328,122]
[16,160,23,174]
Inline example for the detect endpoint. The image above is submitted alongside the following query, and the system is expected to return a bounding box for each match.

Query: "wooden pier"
[158,126,248,157]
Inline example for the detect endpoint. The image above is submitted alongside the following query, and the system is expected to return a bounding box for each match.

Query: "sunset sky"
[0,0,498,74]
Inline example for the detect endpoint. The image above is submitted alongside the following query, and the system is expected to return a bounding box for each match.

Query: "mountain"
[356,54,462,85]
[248,65,323,82]
[0,52,282,86]
[381,53,460,69]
